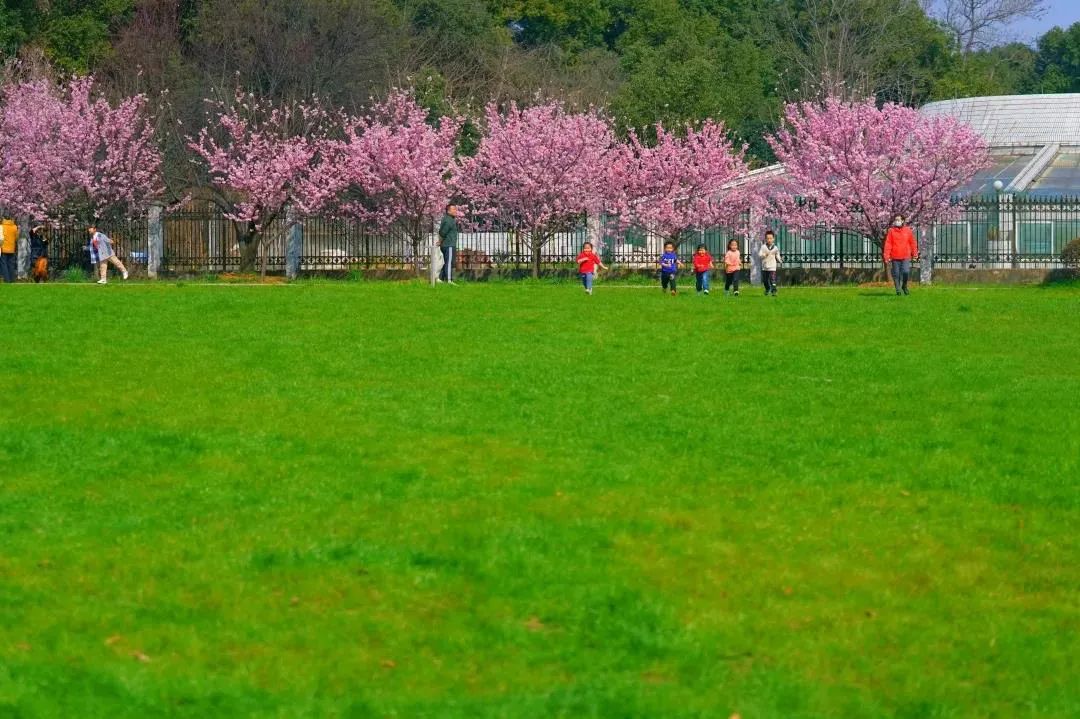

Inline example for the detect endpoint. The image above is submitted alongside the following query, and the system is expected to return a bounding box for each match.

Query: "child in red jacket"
[692,244,714,295]
[575,241,607,295]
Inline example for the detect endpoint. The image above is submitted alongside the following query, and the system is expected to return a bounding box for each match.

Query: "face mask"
[894,220,903,227]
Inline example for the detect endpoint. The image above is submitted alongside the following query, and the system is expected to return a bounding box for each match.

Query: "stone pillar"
[285,208,303,280]
[147,204,163,279]
[16,215,31,279]
[919,224,935,285]
[208,214,221,272]
[748,211,763,286]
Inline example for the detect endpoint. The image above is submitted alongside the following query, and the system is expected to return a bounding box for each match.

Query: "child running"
[723,239,742,296]
[758,230,782,296]
[659,241,682,295]
[575,241,607,295]
[88,226,129,284]
[692,243,714,295]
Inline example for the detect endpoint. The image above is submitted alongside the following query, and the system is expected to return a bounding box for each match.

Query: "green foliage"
[0,0,36,56]
[1035,23,1080,94]
[0,283,1078,716]
[494,0,612,52]
[607,4,778,161]
[1062,237,1080,267]
[932,43,1038,100]
[61,266,89,283]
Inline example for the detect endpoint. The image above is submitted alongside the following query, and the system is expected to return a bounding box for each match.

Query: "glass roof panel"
[1027,153,1080,196]
[959,154,1034,195]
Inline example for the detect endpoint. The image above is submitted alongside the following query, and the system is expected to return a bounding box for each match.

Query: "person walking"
[0,217,18,283]
[88,226,129,284]
[758,230,782,296]
[884,214,918,295]
[29,224,49,283]
[437,204,460,284]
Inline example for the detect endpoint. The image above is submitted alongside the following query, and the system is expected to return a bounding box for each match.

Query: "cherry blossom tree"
[767,96,989,251]
[613,119,760,248]
[455,101,618,278]
[189,90,346,272]
[343,89,461,274]
[0,76,162,224]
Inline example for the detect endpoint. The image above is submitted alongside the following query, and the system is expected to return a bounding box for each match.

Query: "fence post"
[15,215,30,279]
[919,224,935,285]
[748,210,762,286]
[286,207,302,280]
[147,204,163,279]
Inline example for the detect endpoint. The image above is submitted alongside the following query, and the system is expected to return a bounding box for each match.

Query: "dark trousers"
[763,270,777,294]
[661,271,677,292]
[0,253,15,283]
[439,246,455,282]
[891,259,911,294]
[724,270,740,293]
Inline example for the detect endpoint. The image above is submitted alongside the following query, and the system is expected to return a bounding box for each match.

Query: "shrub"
[62,266,88,283]
[1062,238,1080,267]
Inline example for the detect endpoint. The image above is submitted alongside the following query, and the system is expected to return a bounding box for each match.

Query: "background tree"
[778,0,951,105]
[0,75,162,224]
[188,90,345,271]
[1033,22,1080,93]
[935,0,1047,54]
[613,120,758,248]
[188,0,406,108]
[767,96,989,251]
[456,101,617,277]
[931,42,1037,98]
[343,89,462,274]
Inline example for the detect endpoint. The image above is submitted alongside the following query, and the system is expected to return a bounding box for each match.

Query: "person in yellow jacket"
[0,218,19,283]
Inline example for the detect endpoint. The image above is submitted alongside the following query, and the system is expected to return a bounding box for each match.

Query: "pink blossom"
[612,120,761,245]
[767,96,989,245]
[341,89,461,265]
[455,101,619,276]
[0,76,162,222]
[189,90,346,228]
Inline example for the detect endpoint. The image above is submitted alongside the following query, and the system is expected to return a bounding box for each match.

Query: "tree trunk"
[531,240,541,279]
[238,229,262,273]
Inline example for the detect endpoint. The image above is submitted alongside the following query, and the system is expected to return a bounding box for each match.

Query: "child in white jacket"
[759,230,781,296]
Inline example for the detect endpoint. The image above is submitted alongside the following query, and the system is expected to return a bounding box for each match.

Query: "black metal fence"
[35,195,1080,277]
[44,218,148,275]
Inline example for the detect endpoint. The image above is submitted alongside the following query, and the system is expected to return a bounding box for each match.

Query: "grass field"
[1,280,1078,718]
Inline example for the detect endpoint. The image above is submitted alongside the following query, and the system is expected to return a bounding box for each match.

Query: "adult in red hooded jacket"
[884,214,918,295]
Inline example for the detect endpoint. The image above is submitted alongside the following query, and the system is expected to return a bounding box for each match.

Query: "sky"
[1009,1,1080,44]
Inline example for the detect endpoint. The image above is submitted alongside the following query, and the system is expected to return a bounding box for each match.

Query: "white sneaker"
[436,279,444,283]
[96,279,107,284]
[122,271,129,280]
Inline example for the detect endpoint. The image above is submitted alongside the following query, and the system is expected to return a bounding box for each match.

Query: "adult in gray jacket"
[437,204,460,284]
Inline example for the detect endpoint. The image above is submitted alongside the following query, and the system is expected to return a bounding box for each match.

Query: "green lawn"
[1,280,1078,718]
